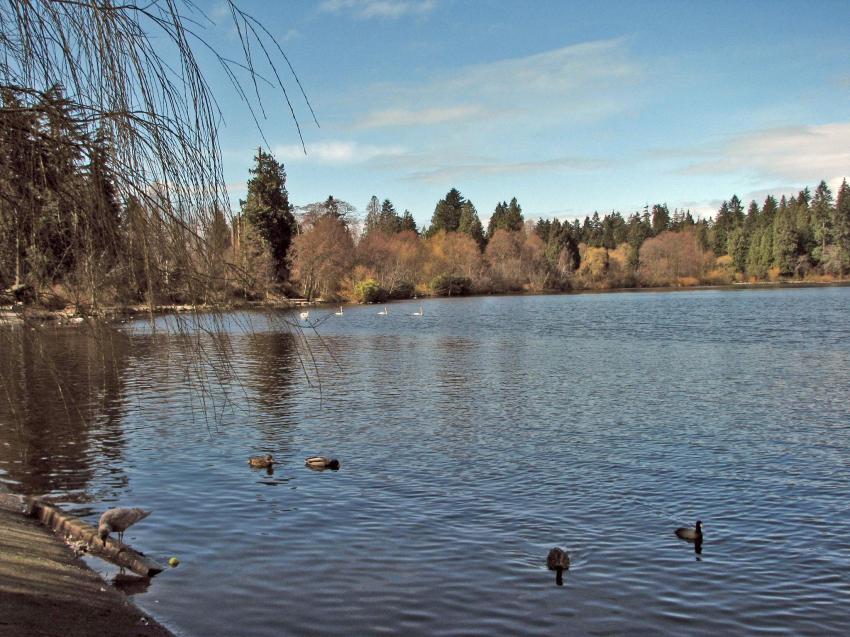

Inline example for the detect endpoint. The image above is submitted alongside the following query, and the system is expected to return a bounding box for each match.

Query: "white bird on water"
[334,307,344,316]
[98,507,152,545]
[378,306,388,316]
[299,310,310,321]
[412,305,423,316]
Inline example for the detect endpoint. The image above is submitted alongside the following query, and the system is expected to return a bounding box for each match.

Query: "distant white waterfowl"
[305,456,340,470]
[378,306,388,316]
[412,305,423,316]
[98,507,152,545]
[334,307,344,316]
[299,310,310,321]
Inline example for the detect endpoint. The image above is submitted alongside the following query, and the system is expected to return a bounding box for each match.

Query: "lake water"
[1,286,849,636]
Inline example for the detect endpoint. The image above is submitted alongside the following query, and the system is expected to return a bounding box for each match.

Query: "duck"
[334,307,344,316]
[546,547,570,586]
[674,520,703,542]
[305,456,340,470]
[378,306,388,316]
[98,507,152,545]
[248,454,276,469]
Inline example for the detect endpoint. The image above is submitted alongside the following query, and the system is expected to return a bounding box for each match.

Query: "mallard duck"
[675,520,703,541]
[547,547,570,586]
[305,456,340,470]
[98,507,152,545]
[249,454,276,469]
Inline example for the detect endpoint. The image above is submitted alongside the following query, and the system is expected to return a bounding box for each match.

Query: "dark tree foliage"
[240,148,296,279]
[427,188,465,236]
[458,201,486,251]
[651,204,670,236]
[487,197,524,238]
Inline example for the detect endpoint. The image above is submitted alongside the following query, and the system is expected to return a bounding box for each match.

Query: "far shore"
[1,278,848,326]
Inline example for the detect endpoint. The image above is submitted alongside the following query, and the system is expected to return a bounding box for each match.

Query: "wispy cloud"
[274,140,405,164]
[354,105,488,128]
[405,156,609,183]
[680,122,850,183]
[319,0,436,19]
[353,38,644,130]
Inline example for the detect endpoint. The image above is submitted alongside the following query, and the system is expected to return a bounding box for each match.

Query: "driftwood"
[21,497,164,577]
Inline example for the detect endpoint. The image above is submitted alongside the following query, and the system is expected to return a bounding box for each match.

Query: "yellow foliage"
[676,276,700,287]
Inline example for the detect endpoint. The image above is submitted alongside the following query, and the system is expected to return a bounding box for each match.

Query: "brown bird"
[305,456,340,470]
[249,454,276,468]
[547,547,570,586]
[98,507,152,545]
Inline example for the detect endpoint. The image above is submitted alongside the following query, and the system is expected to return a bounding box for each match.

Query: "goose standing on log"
[98,507,152,545]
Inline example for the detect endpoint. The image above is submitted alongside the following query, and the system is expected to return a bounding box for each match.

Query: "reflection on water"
[0,325,130,499]
[1,288,850,636]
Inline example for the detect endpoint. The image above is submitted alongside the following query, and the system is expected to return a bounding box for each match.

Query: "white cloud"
[354,38,644,129]
[319,0,436,19]
[681,122,850,184]
[273,140,405,164]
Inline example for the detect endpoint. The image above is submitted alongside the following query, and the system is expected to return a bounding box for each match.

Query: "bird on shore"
[674,520,703,542]
[248,454,276,469]
[378,306,388,315]
[305,456,340,470]
[547,547,570,586]
[98,507,152,545]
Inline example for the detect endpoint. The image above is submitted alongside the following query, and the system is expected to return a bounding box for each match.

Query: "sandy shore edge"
[0,489,173,637]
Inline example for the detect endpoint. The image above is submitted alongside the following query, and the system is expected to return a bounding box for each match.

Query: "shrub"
[352,278,385,303]
[429,273,472,296]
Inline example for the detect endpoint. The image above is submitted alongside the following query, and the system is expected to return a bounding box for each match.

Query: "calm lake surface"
[2,287,850,635]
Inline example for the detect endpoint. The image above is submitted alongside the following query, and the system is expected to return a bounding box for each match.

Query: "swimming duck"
[249,454,276,469]
[547,547,570,586]
[674,520,703,542]
[98,507,152,545]
[305,456,340,470]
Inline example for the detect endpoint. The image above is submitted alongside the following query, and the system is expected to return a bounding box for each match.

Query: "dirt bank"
[0,497,172,637]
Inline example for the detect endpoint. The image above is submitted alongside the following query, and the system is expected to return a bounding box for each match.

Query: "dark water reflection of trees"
[0,325,130,498]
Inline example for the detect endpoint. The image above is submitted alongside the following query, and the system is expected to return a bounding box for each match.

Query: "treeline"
[284,178,850,301]
[3,107,849,310]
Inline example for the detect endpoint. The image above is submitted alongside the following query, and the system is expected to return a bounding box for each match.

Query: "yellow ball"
[168,557,180,567]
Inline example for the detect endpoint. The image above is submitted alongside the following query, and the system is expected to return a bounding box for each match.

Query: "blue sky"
[204,0,850,227]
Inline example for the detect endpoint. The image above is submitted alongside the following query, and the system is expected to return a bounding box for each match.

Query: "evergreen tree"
[240,148,295,278]
[487,198,524,238]
[458,201,486,251]
[427,188,465,236]
[810,180,834,259]
[399,210,418,234]
[379,198,401,233]
[651,204,670,236]
[363,195,381,234]
[833,179,850,267]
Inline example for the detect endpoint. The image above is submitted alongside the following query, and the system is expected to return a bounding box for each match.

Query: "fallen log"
[25,497,164,577]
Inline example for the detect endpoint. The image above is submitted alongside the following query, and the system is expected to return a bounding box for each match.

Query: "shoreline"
[0,489,173,637]
[1,278,848,325]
